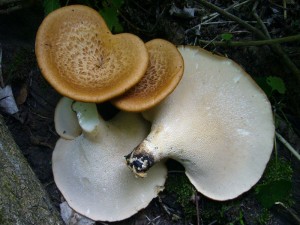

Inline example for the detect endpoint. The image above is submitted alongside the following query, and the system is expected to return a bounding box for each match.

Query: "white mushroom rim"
[54,97,82,140]
[125,46,275,201]
[52,98,167,221]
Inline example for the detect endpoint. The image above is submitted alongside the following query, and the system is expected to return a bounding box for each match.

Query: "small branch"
[283,0,287,19]
[198,0,266,39]
[201,0,254,24]
[252,1,271,39]
[275,131,300,161]
[198,0,300,85]
[195,192,200,225]
[275,202,300,224]
[198,34,300,47]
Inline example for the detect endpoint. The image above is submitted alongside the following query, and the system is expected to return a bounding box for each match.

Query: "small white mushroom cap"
[54,97,81,139]
[126,46,275,200]
[52,100,167,221]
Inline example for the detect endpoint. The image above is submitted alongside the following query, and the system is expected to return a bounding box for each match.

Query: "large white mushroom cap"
[52,100,167,221]
[126,46,275,200]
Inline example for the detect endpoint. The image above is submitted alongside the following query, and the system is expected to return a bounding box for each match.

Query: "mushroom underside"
[127,45,275,200]
[52,110,167,221]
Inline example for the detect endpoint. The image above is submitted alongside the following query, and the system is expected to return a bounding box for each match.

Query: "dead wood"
[0,115,63,225]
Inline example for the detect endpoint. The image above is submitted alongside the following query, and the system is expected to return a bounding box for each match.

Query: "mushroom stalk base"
[125,144,155,178]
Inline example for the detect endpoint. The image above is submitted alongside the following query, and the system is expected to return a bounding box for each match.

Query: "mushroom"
[35,5,149,103]
[125,46,275,200]
[112,39,184,112]
[54,97,81,139]
[52,98,167,221]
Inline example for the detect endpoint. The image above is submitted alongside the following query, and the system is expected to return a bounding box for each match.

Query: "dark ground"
[0,0,300,224]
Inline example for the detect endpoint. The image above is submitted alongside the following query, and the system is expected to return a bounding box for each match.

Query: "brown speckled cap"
[112,39,184,111]
[35,5,149,102]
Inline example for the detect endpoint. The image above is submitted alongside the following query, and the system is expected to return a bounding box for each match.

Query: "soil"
[0,1,300,225]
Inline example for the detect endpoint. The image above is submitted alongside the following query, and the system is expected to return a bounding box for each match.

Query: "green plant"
[165,174,196,220]
[99,0,124,33]
[256,208,271,225]
[255,157,293,209]
[43,0,61,15]
[220,33,233,41]
[255,76,286,97]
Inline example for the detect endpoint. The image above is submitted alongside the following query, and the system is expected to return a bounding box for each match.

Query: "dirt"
[0,1,300,225]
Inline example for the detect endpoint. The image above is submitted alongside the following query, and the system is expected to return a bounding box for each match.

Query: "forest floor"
[0,0,300,225]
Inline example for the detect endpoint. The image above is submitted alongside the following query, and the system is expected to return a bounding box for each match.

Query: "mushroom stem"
[72,101,104,140]
[125,127,170,177]
[125,140,155,177]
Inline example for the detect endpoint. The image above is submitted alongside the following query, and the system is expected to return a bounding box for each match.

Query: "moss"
[0,210,4,225]
[165,173,196,220]
[261,157,293,183]
[256,208,271,225]
[164,157,293,224]
[255,157,294,208]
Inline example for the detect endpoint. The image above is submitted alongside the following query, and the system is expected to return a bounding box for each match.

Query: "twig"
[198,0,300,85]
[251,2,300,83]
[201,20,267,25]
[195,192,200,225]
[275,202,300,224]
[198,0,266,38]
[252,1,271,39]
[201,0,254,23]
[283,0,287,19]
[145,215,161,225]
[198,34,300,47]
[275,131,300,161]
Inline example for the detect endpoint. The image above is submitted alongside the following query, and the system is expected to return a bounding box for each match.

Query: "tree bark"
[0,115,64,225]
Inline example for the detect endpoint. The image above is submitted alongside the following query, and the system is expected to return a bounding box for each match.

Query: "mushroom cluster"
[35,4,183,222]
[35,5,183,107]
[35,4,274,223]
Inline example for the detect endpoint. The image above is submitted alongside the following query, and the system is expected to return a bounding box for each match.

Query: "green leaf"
[99,0,124,33]
[255,77,272,97]
[112,0,124,8]
[43,0,61,15]
[255,179,292,208]
[266,76,286,94]
[99,7,123,33]
[221,33,233,41]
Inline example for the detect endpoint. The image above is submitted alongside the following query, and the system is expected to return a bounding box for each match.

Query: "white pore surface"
[54,97,82,139]
[143,46,274,200]
[52,112,167,221]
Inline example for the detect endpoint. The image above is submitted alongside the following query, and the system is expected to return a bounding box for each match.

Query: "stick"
[198,0,266,39]
[276,131,300,161]
[198,34,300,47]
[198,0,300,85]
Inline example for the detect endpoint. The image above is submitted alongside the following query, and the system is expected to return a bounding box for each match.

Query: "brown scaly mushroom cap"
[112,39,184,112]
[125,46,275,200]
[35,5,149,103]
[52,98,167,221]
